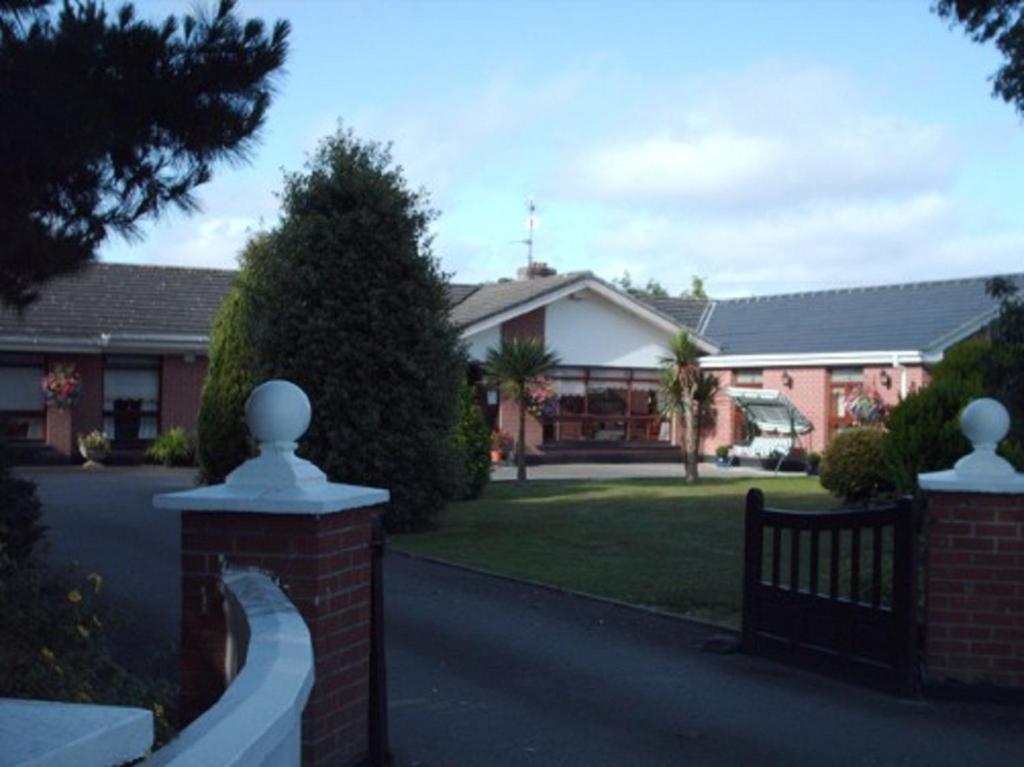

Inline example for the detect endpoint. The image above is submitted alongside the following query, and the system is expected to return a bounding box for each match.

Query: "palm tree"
[484,337,561,482]
[659,330,716,483]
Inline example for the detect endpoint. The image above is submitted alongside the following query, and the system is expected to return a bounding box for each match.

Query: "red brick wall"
[703,363,929,456]
[180,507,377,767]
[496,308,546,452]
[926,492,1024,689]
[501,307,545,343]
[498,399,544,455]
[44,354,103,457]
[161,355,209,433]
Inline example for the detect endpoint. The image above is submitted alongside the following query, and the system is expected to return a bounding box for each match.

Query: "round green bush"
[819,427,894,504]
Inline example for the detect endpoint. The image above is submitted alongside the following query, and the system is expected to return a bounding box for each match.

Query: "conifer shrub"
[196,271,257,485]
[242,130,463,531]
[451,378,492,500]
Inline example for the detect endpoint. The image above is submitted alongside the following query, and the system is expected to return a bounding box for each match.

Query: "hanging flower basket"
[42,363,82,410]
[844,387,887,425]
[525,376,558,419]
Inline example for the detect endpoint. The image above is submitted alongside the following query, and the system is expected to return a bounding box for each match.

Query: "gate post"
[155,380,389,766]
[918,398,1024,694]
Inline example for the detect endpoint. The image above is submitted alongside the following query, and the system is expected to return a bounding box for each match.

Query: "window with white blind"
[103,357,160,441]
[0,357,45,441]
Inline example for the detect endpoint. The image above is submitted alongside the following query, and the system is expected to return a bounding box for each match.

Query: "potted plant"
[715,445,731,467]
[806,452,822,476]
[490,430,514,464]
[77,430,111,466]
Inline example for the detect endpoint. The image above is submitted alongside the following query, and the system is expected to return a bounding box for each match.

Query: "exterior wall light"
[880,370,892,389]
[781,371,793,388]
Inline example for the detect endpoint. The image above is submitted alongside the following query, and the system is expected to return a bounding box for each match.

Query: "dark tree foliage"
[983,276,1024,463]
[243,130,464,532]
[450,376,492,500]
[937,1,1024,115]
[0,0,288,307]
[196,254,257,484]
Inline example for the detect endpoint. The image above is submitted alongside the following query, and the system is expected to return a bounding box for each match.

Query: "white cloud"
[575,65,954,208]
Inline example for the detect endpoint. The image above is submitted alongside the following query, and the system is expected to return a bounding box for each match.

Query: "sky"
[101,0,1024,298]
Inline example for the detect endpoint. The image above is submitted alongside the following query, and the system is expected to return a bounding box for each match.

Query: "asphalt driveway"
[19,466,1024,766]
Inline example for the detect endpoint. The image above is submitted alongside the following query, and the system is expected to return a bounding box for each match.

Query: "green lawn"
[393,476,834,627]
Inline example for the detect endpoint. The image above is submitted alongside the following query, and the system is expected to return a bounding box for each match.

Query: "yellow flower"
[76,624,90,640]
[67,589,82,604]
[40,647,55,664]
[87,573,103,594]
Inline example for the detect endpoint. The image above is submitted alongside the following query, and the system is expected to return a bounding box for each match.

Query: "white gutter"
[699,350,940,369]
[0,333,209,354]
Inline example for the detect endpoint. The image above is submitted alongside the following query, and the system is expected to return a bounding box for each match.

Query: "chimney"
[516,262,557,280]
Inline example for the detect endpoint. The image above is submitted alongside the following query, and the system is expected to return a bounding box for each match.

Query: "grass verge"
[393,475,833,626]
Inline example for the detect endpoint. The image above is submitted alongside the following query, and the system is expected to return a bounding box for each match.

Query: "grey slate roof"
[0,263,236,340]
[448,272,590,328]
[698,274,1022,355]
[639,296,710,331]
[446,283,480,307]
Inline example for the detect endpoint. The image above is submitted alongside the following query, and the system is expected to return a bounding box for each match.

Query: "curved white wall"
[545,289,672,368]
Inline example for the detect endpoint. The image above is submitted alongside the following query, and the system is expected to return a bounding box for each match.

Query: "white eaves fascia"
[0,333,210,354]
[699,350,931,369]
[459,277,719,354]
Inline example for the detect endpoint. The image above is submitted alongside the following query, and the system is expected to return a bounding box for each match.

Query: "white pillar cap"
[919,398,1024,494]
[154,380,389,514]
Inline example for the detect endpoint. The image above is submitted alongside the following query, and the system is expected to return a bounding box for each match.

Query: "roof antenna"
[511,198,536,270]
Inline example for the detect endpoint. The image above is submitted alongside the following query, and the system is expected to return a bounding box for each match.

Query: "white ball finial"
[960,398,1010,449]
[245,380,311,445]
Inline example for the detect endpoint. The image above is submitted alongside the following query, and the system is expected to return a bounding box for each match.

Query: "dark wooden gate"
[742,488,919,695]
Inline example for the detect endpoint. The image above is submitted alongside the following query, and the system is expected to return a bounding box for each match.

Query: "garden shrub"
[242,129,463,531]
[450,378,492,500]
[197,270,257,484]
[881,337,1024,494]
[146,427,196,467]
[0,563,177,745]
[0,445,45,576]
[882,375,982,494]
[819,427,894,504]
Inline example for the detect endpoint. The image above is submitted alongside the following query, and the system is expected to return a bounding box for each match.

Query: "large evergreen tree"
[0,0,288,307]
[242,129,464,531]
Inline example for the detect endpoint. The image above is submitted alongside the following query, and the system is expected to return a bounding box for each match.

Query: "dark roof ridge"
[719,272,1024,305]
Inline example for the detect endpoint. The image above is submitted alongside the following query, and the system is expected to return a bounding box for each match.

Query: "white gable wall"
[545,289,672,368]
[464,324,501,362]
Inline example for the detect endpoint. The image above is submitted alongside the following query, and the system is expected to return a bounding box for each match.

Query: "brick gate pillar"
[918,398,1024,693]
[155,380,389,766]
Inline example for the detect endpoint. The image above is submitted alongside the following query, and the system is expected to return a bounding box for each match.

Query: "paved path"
[387,554,1024,767]
[20,467,1024,766]
[492,461,801,481]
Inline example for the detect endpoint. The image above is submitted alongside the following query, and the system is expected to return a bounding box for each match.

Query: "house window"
[732,370,763,443]
[828,367,864,440]
[734,370,764,385]
[0,355,45,441]
[542,367,668,443]
[103,356,160,443]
